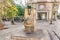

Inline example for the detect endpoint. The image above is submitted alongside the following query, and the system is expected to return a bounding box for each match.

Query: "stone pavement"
[0,20,60,40]
[0,21,24,40]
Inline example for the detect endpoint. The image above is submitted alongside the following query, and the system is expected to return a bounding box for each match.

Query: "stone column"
[53,13,56,21]
[47,3,53,24]
[24,8,36,34]
[55,12,58,20]
[47,12,49,21]
[53,12,58,21]
[49,10,53,24]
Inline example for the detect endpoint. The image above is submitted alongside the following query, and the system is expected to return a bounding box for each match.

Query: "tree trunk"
[11,18,14,25]
[0,17,4,30]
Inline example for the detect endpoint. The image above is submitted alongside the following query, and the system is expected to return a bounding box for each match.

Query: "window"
[39,5,45,9]
[38,4,46,10]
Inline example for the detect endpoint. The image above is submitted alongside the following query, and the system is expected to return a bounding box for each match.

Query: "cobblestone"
[0,20,60,40]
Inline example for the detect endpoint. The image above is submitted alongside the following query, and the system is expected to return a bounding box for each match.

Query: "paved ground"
[0,19,60,40]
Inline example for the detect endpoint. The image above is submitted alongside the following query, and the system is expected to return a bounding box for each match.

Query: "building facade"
[27,0,59,21]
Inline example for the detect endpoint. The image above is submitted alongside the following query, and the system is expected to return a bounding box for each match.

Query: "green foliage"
[16,5,25,17]
[6,5,18,19]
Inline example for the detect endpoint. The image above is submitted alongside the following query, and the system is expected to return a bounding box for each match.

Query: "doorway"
[38,12,47,20]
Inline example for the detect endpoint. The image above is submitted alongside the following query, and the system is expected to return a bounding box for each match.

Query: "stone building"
[27,0,60,21]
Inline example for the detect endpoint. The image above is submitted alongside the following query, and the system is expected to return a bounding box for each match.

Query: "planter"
[0,25,4,30]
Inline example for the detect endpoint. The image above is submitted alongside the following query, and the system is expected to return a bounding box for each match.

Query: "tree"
[0,2,4,30]
[0,0,18,24]
[16,5,25,17]
[6,5,18,24]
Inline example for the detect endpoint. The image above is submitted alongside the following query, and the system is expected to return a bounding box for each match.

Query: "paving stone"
[0,20,60,40]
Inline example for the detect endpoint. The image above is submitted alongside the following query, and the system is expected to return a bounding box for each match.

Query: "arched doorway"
[37,12,48,20]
